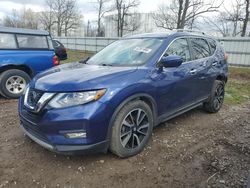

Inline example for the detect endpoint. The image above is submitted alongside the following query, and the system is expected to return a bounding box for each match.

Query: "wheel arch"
[106,93,158,142]
[0,64,33,78]
[216,74,227,83]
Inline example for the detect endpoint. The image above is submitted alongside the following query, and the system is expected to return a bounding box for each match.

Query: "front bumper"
[18,95,113,154]
[21,123,108,154]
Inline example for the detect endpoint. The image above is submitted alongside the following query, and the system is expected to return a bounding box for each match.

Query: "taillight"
[62,47,66,52]
[53,55,60,66]
[224,53,229,61]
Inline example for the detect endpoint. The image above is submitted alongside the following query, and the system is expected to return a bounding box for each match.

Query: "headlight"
[48,89,106,108]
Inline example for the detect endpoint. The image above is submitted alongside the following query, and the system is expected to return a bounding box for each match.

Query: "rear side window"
[16,34,48,49]
[47,37,54,50]
[191,38,210,59]
[0,33,17,49]
[52,40,60,47]
[165,38,191,62]
[207,39,217,55]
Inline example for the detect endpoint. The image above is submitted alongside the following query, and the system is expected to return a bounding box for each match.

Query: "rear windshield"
[16,34,48,49]
[0,33,17,49]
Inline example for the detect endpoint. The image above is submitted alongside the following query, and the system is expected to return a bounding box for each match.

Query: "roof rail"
[175,29,206,35]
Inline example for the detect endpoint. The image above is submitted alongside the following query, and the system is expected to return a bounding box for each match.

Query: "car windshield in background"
[87,38,163,66]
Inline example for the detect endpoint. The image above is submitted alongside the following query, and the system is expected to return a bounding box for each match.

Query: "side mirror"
[159,55,183,68]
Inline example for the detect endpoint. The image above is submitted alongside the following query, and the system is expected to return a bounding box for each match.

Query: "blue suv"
[0,27,59,99]
[19,31,228,158]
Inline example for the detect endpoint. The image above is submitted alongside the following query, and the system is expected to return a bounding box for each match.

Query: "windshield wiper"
[79,57,90,64]
[100,63,113,67]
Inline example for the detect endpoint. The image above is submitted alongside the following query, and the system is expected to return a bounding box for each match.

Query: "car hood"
[32,62,138,92]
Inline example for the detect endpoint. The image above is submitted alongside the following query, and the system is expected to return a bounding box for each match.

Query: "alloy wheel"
[120,108,149,149]
[5,76,26,94]
[213,84,224,110]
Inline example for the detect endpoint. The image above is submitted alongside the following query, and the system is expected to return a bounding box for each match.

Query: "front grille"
[27,88,44,108]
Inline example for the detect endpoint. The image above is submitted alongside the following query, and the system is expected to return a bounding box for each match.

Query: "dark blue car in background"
[19,31,228,158]
[0,27,59,99]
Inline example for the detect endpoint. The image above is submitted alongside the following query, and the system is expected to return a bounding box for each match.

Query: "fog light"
[65,132,86,138]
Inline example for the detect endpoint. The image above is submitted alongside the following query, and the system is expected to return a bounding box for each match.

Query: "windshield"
[87,38,163,66]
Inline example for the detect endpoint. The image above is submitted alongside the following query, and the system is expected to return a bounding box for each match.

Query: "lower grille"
[21,117,49,144]
[22,107,41,124]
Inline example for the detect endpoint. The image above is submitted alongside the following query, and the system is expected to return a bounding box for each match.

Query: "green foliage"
[225,67,250,104]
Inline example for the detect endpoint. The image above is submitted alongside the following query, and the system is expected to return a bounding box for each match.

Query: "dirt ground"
[0,97,249,188]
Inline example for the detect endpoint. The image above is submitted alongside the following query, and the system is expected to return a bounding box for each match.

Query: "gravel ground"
[0,97,249,188]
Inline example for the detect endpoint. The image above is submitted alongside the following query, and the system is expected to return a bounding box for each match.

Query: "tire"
[203,80,225,113]
[0,69,31,99]
[110,100,153,158]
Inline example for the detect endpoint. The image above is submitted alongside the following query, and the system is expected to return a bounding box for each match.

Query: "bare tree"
[63,0,80,36]
[3,9,20,28]
[203,12,232,37]
[39,0,56,33]
[204,0,250,37]
[223,0,244,36]
[44,0,80,36]
[123,12,141,33]
[153,0,222,30]
[112,0,140,37]
[86,20,98,37]
[241,0,250,36]
[203,0,243,37]
[94,0,111,36]
[152,4,177,30]
[3,8,38,29]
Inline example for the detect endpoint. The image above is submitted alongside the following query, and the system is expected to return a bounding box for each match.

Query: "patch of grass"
[61,50,94,64]
[60,50,250,105]
[225,67,250,105]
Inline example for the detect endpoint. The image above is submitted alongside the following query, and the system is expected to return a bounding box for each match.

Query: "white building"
[104,13,167,37]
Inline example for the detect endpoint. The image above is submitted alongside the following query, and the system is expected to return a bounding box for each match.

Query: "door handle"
[212,62,218,66]
[190,69,197,75]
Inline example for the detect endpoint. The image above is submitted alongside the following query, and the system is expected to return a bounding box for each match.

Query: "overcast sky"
[0,0,167,22]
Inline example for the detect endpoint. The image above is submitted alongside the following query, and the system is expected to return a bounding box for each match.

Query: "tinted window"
[191,38,210,59]
[17,35,48,49]
[47,37,54,50]
[52,40,60,47]
[207,39,217,55]
[165,38,191,62]
[0,33,17,49]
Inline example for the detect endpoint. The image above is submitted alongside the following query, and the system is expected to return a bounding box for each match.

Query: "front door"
[154,38,201,117]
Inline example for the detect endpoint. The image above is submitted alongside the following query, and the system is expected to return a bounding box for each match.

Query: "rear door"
[189,37,213,99]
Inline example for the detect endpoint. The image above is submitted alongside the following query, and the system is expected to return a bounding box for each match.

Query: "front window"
[164,38,191,62]
[87,38,164,66]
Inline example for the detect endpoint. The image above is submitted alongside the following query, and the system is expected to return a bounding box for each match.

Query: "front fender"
[103,84,158,141]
